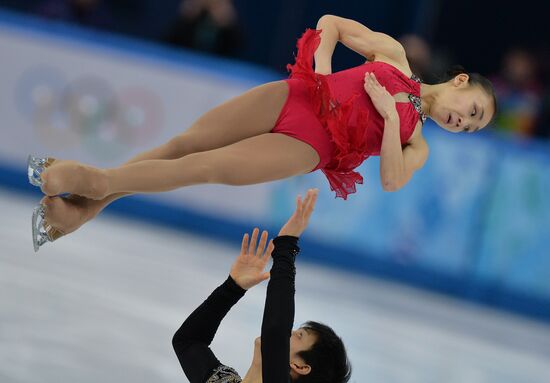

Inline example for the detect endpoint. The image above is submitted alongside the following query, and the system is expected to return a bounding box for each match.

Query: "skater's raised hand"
[363,72,398,120]
[278,188,318,237]
[230,228,273,290]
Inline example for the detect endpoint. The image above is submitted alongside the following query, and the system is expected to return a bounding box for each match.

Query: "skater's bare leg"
[106,133,320,193]
[42,133,318,235]
[46,133,319,199]
[41,81,291,231]
[40,81,289,198]
[40,133,201,234]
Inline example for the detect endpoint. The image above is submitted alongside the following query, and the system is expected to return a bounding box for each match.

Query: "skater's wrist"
[383,111,399,123]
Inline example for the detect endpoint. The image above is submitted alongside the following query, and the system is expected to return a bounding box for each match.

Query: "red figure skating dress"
[271,29,426,199]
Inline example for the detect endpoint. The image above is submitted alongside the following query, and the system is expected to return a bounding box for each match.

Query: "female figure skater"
[29,15,496,250]
[172,189,352,383]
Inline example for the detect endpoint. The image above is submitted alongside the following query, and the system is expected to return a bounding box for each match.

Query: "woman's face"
[431,74,494,133]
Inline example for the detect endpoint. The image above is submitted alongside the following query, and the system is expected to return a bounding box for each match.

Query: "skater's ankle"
[66,194,102,220]
[99,168,113,200]
[83,167,110,200]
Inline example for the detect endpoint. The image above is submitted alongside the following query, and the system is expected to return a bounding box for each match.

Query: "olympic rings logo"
[15,65,165,161]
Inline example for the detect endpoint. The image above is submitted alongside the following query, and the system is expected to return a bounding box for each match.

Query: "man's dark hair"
[295,321,352,383]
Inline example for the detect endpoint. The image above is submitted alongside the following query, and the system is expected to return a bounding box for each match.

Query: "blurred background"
[0,0,549,382]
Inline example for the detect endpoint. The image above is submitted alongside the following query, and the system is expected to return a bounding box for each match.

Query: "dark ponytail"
[440,65,498,119]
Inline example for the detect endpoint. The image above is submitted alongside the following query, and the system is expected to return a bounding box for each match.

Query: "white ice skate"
[31,204,63,252]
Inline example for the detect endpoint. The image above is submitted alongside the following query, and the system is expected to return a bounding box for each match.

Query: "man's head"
[251,321,351,383]
[291,322,352,383]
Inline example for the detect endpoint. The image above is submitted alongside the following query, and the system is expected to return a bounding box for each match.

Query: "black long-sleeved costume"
[172,236,299,383]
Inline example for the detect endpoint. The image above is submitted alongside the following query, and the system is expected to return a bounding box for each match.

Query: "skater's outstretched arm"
[172,228,273,382]
[172,189,317,382]
[172,275,244,382]
[260,189,317,383]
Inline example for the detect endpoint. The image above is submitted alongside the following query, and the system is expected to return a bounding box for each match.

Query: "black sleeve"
[172,276,246,383]
[261,235,299,383]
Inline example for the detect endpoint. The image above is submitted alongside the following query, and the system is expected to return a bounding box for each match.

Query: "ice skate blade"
[32,204,50,252]
[27,155,55,187]
[27,155,50,187]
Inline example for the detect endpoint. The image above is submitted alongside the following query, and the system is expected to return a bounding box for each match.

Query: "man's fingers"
[241,233,249,254]
[248,228,259,255]
[305,189,317,209]
[304,189,318,220]
[301,190,311,214]
[296,194,303,211]
[303,190,314,216]
[308,189,318,211]
[264,240,274,259]
[256,230,269,257]
[294,195,303,218]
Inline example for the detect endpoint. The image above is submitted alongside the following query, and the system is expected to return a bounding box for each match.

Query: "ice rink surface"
[1,189,549,383]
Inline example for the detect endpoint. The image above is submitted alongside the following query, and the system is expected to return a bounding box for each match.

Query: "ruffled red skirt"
[282,29,372,200]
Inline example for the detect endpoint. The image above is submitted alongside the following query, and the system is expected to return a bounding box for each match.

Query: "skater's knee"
[211,162,249,186]
[165,135,190,158]
[168,130,205,158]
[180,153,218,184]
[192,152,247,185]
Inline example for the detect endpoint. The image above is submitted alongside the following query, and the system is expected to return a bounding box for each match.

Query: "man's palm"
[230,229,273,290]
